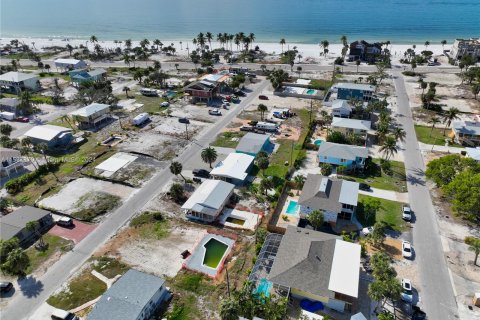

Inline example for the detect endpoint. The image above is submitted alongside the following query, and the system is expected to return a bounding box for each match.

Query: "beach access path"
[1,80,269,320]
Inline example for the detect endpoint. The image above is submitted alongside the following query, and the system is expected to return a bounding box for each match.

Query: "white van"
[51,309,78,320]
[140,88,158,97]
[0,111,15,121]
[255,121,278,132]
[132,113,150,126]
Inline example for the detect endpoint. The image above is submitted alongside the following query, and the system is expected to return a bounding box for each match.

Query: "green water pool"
[226,217,246,225]
[203,238,228,268]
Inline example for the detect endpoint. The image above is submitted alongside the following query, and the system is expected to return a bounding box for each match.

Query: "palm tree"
[441,40,447,51]
[153,39,162,51]
[257,157,269,176]
[206,32,213,49]
[420,81,428,96]
[123,86,130,98]
[320,40,329,56]
[26,221,45,248]
[465,237,480,266]
[59,114,75,130]
[379,136,398,160]
[307,210,324,230]
[89,35,98,49]
[294,175,305,195]
[280,38,286,53]
[169,161,186,182]
[257,104,268,120]
[356,60,361,72]
[201,147,217,168]
[392,127,406,143]
[340,35,348,46]
[428,116,441,137]
[21,137,40,168]
[442,107,460,136]
[249,33,255,46]
[424,40,430,50]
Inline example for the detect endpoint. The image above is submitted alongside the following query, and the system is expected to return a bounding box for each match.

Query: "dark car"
[193,169,210,178]
[178,117,190,124]
[0,282,13,293]
[240,125,254,132]
[259,95,269,100]
[57,217,73,227]
[15,117,29,123]
[359,183,371,191]
[234,90,246,97]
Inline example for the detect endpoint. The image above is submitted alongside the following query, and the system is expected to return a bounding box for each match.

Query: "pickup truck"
[209,108,222,116]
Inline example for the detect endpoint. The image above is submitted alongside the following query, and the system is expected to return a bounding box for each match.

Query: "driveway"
[359,187,408,203]
[48,220,96,244]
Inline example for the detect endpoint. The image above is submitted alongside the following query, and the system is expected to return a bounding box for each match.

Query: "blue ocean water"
[1,0,479,43]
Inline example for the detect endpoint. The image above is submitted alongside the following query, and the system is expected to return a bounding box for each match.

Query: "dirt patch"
[366,238,404,260]
[445,250,480,283]
[119,131,187,160]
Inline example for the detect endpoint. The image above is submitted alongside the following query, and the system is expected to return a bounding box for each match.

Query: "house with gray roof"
[70,103,111,129]
[452,119,480,146]
[88,269,170,320]
[331,100,353,118]
[268,226,361,313]
[236,133,272,156]
[69,68,107,85]
[24,124,73,148]
[465,147,480,162]
[0,72,40,94]
[181,179,234,223]
[298,174,359,223]
[333,83,375,102]
[317,142,368,169]
[0,206,53,245]
[331,117,371,138]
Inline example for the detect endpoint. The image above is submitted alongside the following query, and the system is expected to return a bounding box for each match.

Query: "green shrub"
[130,211,164,227]
[5,162,60,194]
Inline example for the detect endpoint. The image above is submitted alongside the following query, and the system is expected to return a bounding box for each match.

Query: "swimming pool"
[285,200,299,215]
[305,89,316,95]
[165,90,177,98]
[202,238,228,268]
[255,278,272,297]
[314,139,323,146]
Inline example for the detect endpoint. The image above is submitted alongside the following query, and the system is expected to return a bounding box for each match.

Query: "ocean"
[1,0,479,44]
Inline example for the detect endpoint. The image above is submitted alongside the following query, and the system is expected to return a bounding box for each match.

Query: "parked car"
[401,278,413,303]
[259,95,269,100]
[359,183,371,191]
[51,309,79,320]
[234,90,246,96]
[209,108,222,116]
[178,117,190,124]
[193,169,210,178]
[222,99,229,104]
[15,116,29,122]
[240,125,254,132]
[402,240,413,259]
[160,101,170,107]
[402,205,412,221]
[362,226,373,236]
[57,217,73,227]
[0,282,13,293]
[412,306,427,320]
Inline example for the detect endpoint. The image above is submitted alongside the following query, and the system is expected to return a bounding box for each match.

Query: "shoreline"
[0,37,447,59]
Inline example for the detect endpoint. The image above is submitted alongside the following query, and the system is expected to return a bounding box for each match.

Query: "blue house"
[317,142,368,169]
[334,83,375,102]
[69,68,107,85]
[236,133,272,156]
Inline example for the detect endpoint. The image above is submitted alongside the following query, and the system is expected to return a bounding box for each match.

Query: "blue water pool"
[286,200,299,215]
[255,278,272,297]
[306,89,316,95]
[166,90,177,97]
[314,139,323,146]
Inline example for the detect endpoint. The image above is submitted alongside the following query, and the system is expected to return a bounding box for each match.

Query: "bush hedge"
[5,162,60,194]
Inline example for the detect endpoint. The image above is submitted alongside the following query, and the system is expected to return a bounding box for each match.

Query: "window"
[340,158,346,163]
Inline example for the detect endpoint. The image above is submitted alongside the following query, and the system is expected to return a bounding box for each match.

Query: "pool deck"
[276,195,301,229]
[184,233,235,277]
[218,208,260,231]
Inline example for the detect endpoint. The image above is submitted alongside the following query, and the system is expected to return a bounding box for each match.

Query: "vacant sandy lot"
[38,178,135,214]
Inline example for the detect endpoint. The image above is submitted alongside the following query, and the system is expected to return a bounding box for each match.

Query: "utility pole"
[185,122,189,140]
[225,259,231,298]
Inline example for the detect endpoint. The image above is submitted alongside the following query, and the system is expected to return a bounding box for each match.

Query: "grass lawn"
[357,194,407,231]
[91,256,129,279]
[134,94,169,114]
[414,125,463,148]
[25,234,73,274]
[211,131,245,148]
[341,159,407,192]
[47,270,107,310]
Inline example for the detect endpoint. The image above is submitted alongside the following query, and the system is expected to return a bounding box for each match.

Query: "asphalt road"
[1,79,269,320]
[393,71,458,320]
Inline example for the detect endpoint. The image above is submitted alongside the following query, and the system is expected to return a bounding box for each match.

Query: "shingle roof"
[181,180,234,216]
[0,206,51,240]
[70,103,110,117]
[452,120,480,136]
[298,174,359,211]
[236,133,269,154]
[0,71,38,82]
[317,142,368,161]
[24,125,71,141]
[268,226,338,299]
[88,269,166,320]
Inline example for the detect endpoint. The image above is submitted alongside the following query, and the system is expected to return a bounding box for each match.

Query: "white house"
[70,103,111,129]
[210,153,255,185]
[331,117,371,137]
[0,72,40,93]
[54,58,87,71]
[298,174,359,224]
[24,125,73,148]
[182,179,235,223]
[331,100,353,118]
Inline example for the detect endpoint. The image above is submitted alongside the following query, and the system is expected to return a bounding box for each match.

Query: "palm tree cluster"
[376,110,405,161]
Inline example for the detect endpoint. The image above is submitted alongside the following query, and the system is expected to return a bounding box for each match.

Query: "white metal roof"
[466,147,480,161]
[331,100,352,111]
[332,117,371,131]
[181,180,234,216]
[70,103,110,117]
[338,180,359,206]
[0,71,38,82]
[95,153,137,174]
[317,142,369,161]
[54,58,85,66]
[210,153,254,181]
[328,239,361,298]
[24,125,71,141]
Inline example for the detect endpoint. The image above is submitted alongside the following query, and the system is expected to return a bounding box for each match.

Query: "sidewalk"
[418,142,464,154]
[359,187,408,203]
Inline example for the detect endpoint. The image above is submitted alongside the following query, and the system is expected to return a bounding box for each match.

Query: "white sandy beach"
[0,37,446,60]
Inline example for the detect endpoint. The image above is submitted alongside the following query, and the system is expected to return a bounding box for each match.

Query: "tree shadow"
[17,275,44,298]
[406,174,425,186]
